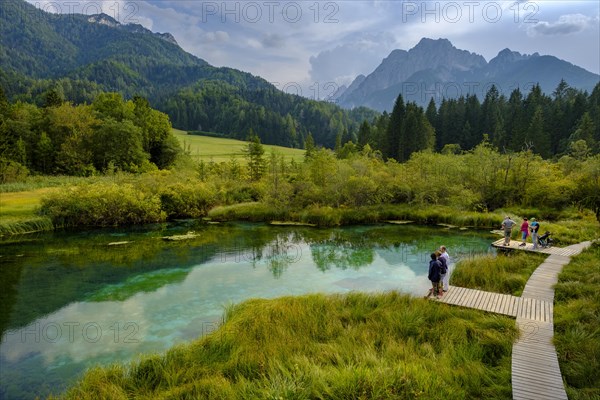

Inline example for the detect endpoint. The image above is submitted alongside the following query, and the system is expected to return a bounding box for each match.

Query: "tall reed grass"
[57,292,517,399]
[451,252,547,296]
[554,242,600,400]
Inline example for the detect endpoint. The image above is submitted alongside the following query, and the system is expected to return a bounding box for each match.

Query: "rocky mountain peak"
[87,13,119,27]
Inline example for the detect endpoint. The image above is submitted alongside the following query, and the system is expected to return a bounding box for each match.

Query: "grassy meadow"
[173,129,305,164]
[56,292,517,400]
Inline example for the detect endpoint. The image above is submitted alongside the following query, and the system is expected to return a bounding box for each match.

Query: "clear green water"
[0,222,496,399]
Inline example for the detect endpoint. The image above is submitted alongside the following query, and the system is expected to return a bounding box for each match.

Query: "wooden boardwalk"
[433,241,593,400]
[491,238,583,257]
[436,287,554,323]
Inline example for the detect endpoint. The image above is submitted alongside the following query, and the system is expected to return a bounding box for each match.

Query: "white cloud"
[309,32,398,86]
[203,30,229,43]
[527,13,597,36]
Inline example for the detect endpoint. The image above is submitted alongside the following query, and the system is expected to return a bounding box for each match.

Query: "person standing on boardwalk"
[439,245,450,291]
[427,253,442,298]
[501,216,517,246]
[519,218,529,247]
[529,218,540,249]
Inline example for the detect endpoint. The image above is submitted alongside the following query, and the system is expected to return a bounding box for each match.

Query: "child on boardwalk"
[427,253,442,298]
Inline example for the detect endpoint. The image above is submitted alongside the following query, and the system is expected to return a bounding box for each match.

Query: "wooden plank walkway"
[436,287,554,322]
[512,241,592,400]
[491,238,582,257]
[432,240,593,400]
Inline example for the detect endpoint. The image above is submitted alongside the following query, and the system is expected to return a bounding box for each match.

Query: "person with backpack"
[427,253,442,298]
[529,218,540,249]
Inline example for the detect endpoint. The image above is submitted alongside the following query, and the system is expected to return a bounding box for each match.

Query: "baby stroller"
[538,231,553,248]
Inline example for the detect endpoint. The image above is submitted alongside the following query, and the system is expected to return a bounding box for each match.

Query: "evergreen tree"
[372,111,389,151]
[506,88,526,151]
[385,94,405,160]
[570,112,596,150]
[588,83,600,145]
[480,85,506,148]
[304,132,316,160]
[334,132,342,155]
[464,94,481,149]
[43,88,64,108]
[526,107,551,158]
[357,120,371,149]
[245,134,266,181]
[425,98,437,131]
[398,103,435,162]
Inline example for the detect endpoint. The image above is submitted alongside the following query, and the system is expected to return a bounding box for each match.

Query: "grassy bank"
[450,252,548,296]
[56,292,517,399]
[0,187,55,235]
[554,242,600,400]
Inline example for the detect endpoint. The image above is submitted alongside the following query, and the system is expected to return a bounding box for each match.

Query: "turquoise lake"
[0,222,497,399]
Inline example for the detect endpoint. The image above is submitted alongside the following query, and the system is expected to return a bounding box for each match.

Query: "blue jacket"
[428,259,441,282]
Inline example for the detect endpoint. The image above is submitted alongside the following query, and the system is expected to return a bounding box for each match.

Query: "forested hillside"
[0,0,376,149]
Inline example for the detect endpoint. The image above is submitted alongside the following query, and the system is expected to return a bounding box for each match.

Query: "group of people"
[501,216,540,249]
[427,246,450,298]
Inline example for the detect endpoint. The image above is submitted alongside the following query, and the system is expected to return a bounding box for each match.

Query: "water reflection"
[0,222,496,399]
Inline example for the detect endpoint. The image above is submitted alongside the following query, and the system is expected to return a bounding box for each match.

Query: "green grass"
[173,129,306,164]
[450,252,548,296]
[0,188,57,235]
[56,292,517,399]
[554,242,600,400]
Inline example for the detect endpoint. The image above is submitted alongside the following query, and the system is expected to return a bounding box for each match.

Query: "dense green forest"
[0,90,180,179]
[357,81,600,160]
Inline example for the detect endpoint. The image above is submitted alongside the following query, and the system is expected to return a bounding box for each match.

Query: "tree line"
[0,89,180,182]
[353,80,600,160]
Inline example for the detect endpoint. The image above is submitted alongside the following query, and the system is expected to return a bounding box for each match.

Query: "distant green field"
[172,129,305,163]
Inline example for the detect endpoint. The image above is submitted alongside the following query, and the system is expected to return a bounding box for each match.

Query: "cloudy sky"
[28,0,600,99]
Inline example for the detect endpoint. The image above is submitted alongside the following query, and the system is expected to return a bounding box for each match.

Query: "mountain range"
[1,0,598,146]
[336,38,600,111]
[0,0,379,149]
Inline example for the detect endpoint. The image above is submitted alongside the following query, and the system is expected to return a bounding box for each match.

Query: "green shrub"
[300,206,342,227]
[208,202,288,222]
[159,182,215,219]
[0,158,29,184]
[40,183,165,227]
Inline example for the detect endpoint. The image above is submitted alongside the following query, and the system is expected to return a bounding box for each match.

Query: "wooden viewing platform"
[491,238,582,257]
[432,240,593,400]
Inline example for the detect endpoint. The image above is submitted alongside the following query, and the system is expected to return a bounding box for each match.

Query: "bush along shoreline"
[1,140,598,241]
